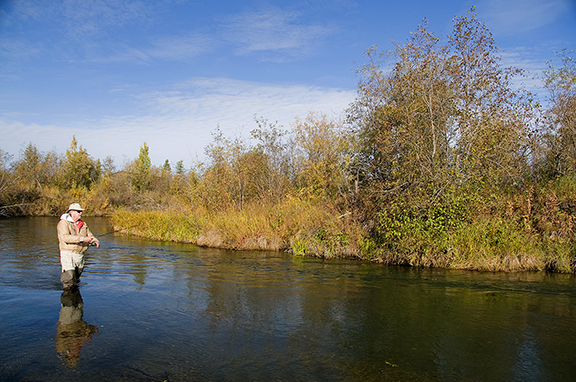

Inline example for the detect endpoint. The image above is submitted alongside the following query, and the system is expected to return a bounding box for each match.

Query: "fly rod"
[95,224,140,238]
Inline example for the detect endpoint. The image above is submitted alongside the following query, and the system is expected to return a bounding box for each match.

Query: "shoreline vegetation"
[2,9,576,273]
[107,176,576,273]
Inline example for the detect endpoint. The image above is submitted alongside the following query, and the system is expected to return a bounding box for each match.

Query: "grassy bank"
[365,215,575,273]
[109,183,576,273]
[110,196,363,258]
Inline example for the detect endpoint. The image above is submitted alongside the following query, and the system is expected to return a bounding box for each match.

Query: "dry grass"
[111,196,364,256]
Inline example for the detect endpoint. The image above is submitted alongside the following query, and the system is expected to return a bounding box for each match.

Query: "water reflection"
[55,289,98,367]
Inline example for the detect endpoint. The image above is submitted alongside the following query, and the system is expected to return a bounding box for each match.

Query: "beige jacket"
[57,214,99,254]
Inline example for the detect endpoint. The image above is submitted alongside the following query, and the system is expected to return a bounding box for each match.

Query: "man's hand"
[83,237,99,247]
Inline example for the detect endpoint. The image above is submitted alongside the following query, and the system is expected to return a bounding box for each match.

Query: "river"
[0,217,575,381]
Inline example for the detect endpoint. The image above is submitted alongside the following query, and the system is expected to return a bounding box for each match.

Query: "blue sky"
[1,0,575,168]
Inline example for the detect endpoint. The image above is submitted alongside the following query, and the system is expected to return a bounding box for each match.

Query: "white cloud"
[223,8,334,61]
[61,0,152,38]
[0,0,159,65]
[0,37,42,63]
[83,33,218,64]
[1,2,337,65]
[146,34,218,60]
[482,0,571,35]
[0,78,355,167]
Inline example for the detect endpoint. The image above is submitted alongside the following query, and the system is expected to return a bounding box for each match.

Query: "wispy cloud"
[1,1,336,65]
[1,78,355,166]
[482,0,571,35]
[85,33,218,64]
[146,34,218,60]
[0,37,42,63]
[60,0,152,39]
[0,0,158,65]
[223,8,335,61]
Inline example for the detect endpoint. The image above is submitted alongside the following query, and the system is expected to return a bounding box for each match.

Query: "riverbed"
[1,217,575,381]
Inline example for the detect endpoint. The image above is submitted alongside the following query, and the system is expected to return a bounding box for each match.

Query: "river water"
[1,217,575,381]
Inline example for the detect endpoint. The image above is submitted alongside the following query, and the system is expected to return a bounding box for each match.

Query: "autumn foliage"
[1,8,575,272]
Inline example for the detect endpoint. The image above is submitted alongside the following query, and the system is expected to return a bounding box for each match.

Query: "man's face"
[69,210,83,222]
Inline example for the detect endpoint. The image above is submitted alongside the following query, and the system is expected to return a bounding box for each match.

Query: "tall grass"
[111,209,198,242]
[111,195,364,258]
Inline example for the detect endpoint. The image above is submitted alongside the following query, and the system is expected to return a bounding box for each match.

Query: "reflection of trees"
[201,253,305,331]
[55,289,98,368]
[2,218,60,272]
[198,254,371,378]
[126,252,148,286]
[196,256,573,381]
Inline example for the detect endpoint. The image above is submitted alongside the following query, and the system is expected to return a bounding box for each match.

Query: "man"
[57,203,99,290]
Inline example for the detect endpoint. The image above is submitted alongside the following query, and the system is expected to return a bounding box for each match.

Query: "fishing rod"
[88,224,140,246]
[94,224,140,238]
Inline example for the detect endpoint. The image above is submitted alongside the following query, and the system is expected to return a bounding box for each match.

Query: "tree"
[132,143,151,192]
[175,160,184,175]
[198,123,285,211]
[163,160,171,173]
[0,149,16,212]
[101,156,116,177]
[198,128,236,210]
[250,116,290,202]
[60,136,101,190]
[448,8,537,187]
[349,22,455,201]
[13,143,59,192]
[542,50,576,176]
[291,112,352,202]
[348,7,537,207]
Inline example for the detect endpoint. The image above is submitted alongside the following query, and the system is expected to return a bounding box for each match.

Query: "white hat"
[67,203,85,212]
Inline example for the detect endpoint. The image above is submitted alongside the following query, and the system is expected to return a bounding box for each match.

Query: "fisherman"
[57,203,99,290]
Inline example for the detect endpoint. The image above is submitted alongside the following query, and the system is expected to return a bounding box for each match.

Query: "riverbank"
[109,191,576,274]
[110,196,363,258]
[3,182,574,273]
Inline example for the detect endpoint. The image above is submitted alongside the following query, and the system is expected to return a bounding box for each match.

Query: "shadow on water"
[0,217,575,381]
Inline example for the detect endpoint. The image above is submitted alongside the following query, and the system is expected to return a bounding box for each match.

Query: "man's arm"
[57,220,84,244]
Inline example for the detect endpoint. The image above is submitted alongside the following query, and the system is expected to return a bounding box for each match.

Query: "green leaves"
[132,143,151,192]
[542,50,576,176]
[61,136,101,190]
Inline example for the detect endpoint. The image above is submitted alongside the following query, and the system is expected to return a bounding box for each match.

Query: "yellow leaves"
[543,50,576,177]
[292,112,350,201]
